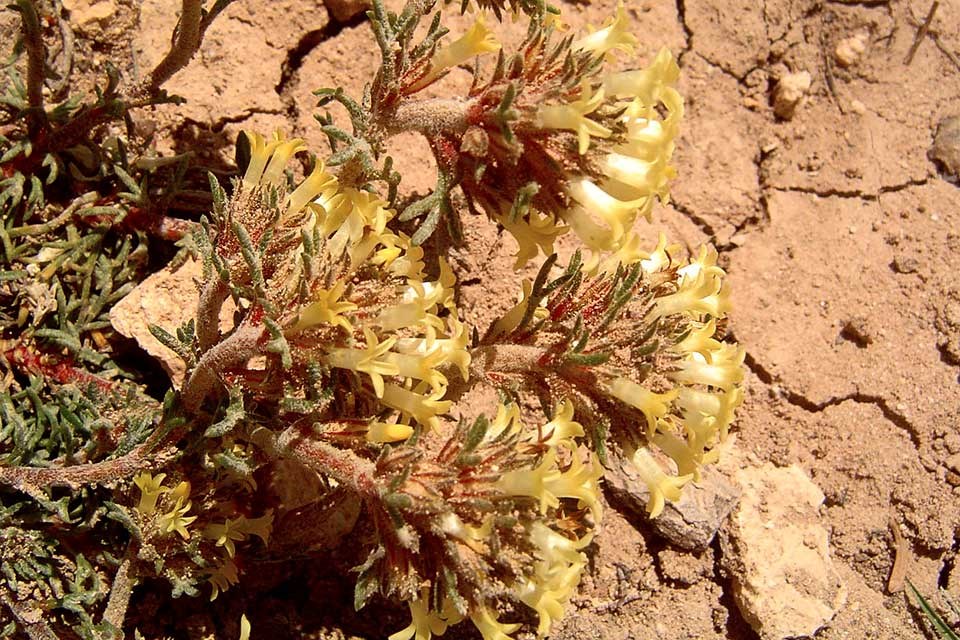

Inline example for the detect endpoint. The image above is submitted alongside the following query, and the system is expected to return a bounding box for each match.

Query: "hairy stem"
[130,0,204,99]
[469,343,546,379]
[390,98,472,138]
[0,590,57,640]
[195,278,230,352]
[279,425,378,498]
[0,441,177,490]
[101,546,136,631]
[16,0,48,135]
[181,323,263,412]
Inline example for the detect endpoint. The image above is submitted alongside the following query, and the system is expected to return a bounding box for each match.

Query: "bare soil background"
[25,0,960,637]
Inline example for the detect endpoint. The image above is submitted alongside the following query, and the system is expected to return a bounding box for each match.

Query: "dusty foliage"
[0,0,744,637]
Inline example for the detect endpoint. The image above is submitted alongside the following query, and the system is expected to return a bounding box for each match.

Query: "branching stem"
[279,425,378,499]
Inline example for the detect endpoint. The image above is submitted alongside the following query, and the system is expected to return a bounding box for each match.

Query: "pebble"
[834,33,868,68]
[773,72,812,121]
[931,115,960,179]
[891,255,920,274]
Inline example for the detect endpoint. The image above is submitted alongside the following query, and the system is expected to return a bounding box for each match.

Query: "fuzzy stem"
[0,590,57,640]
[0,442,177,490]
[389,98,472,138]
[181,323,263,412]
[16,0,48,135]
[130,0,204,99]
[195,278,230,352]
[469,343,547,379]
[101,546,136,631]
[279,425,378,498]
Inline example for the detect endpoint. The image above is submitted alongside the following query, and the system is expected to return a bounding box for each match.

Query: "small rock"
[947,453,960,475]
[839,316,873,347]
[605,453,742,552]
[891,254,920,274]
[773,72,812,120]
[720,464,847,640]
[849,99,867,115]
[931,115,960,179]
[322,0,370,22]
[834,33,868,68]
[62,0,116,32]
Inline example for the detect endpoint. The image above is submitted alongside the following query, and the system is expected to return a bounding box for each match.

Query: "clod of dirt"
[834,33,868,68]
[109,258,236,387]
[931,115,960,179]
[62,0,116,32]
[657,547,715,586]
[839,316,873,347]
[323,0,370,22]
[935,298,960,364]
[773,72,811,121]
[606,454,742,552]
[719,464,847,640]
[891,254,920,274]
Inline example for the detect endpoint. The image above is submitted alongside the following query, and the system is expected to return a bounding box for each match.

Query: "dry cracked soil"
[11,0,960,637]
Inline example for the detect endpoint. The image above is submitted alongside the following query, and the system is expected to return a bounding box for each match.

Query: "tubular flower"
[203,512,274,558]
[499,446,603,517]
[573,2,637,59]
[133,472,168,515]
[469,608,522,640]
[517,522,592,636]
[536,80,612,155]
[417,17,501,89]
[605,378,679,439]
[541,399,585,448]
[630,446,693,518]
[325,328,400,398]
[208,558,239,601]
[495,208,568,270]
[389,590,463,640]
[654,245,731,319]
[381,383,452,431]
[292,280,357,333]
[669,343,745,391]
[557,49,683,253]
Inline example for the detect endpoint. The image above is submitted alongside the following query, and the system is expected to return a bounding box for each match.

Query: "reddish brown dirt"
[50,0,960,637]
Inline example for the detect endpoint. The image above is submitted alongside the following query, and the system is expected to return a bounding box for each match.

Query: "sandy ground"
[27,0,960,637]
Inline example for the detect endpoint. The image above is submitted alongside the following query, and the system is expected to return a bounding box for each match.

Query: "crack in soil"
[675,0,693,63]
[768,177,931,201]
[275,13,370,119]
[743,351,923,447]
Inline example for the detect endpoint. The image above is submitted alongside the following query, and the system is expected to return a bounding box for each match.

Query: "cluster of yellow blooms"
[186,3,743,637]
[391,401,603,640]
[133,472,274,599]
[240,132,472,440]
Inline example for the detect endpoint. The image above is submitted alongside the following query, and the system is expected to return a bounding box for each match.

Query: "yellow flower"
[325,328,400,398]
[469,607,521,640]
[605,377,679,439]
[390,589,463,640]
[209,558,239,601]
[517,522,593,636]
[366,418,415,443]
[669,344,745,391]
[381,383,452,431]
[203,512,274,557]
[541,399,584,448]
[292,280,357,333]
[133,472,168,515]
[158,496,197,540]
[536,80,612,155]
[417,18,501,89]
[573,3,637,59]
[630,446,692,518]
[242,131,305,188]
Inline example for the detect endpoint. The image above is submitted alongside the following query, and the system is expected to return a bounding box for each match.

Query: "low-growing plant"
[0,0,744,638]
